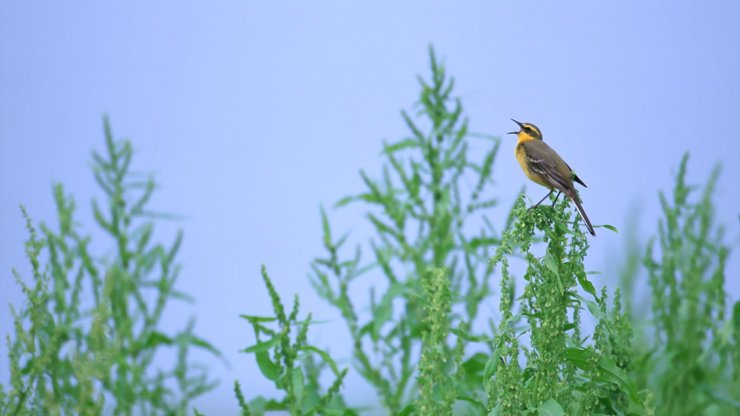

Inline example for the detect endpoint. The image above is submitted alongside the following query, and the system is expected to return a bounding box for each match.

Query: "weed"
[1,118,218,415]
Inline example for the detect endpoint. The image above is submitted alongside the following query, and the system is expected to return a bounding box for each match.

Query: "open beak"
[507,118,524,135]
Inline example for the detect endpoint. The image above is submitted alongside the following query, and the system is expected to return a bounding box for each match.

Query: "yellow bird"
[508,119,595,236]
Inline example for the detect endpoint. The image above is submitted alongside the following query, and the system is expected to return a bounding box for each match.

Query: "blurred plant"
[636,154,738,415]
[238,266,351,416]
[309,47,502,414]
[0,118,218,415]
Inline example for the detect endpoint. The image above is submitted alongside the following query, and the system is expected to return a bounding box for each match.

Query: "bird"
[508,119,595,236]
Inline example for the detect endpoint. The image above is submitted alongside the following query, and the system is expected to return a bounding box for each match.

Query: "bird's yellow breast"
[515,140,551,189]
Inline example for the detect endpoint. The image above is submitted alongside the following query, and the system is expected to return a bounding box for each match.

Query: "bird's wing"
[522,140,573,193]
[565,162,587,188]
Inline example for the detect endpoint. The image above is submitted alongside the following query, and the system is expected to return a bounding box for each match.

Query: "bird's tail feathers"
[573,199,596,236]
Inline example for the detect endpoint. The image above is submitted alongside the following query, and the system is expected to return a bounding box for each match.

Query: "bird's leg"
[531,189,554,209]
[550,191,562,207]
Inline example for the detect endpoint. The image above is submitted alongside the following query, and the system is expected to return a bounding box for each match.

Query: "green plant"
[238,266,351,416]
[637,154,738,415]
[487,194,649,415]
[302,47,654,415]
[309,47,502,414]
[0,118,218,415]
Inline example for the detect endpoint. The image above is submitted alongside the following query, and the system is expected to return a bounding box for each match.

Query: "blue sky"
[1,2,739,413]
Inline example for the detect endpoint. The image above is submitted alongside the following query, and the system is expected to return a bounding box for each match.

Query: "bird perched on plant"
[508,119,595,236]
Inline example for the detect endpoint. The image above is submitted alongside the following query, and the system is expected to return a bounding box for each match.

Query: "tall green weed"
[237,266,351,415]
[628,155,738,415]
[0,118,218,415]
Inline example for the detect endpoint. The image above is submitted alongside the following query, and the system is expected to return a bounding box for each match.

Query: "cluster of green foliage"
[0,120,219,415]
[235,49,737,416]
[238,49,653,414]
[487,195,645,415]
[237,266,349,415]
[2,49,737,415]
[625,155,739,414]
[307,48,502,415]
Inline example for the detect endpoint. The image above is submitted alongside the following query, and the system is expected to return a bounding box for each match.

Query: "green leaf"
[335,192,381,208]
[372,281,403,333]
[169,289,196,303]
[367,213,396,237]
[466,236,500,250]
[187,334,224,358]
[255,350,280,382]
[483,354,499,381]
[577,273,597,299]
[451,329,491,344]
[461,352,488,376]
[488,404,504,416]
[543,252,560,277]
[243,338,278,353]
[320,205,332,247]
[564,347,642,407]
[600,224,619,233]
[334,195,356,208]
[248,397,288,412]
[582,297,607,321]
[298,345,341,377]
[92,200,114,234]
[401,110,425,142]
[596,356,642,404]
[562,346,594,370]
[292,367,304,406]
[398,403,416,416]
[239,314,278,324]
[165,229,183,266]
[143,331,173,348]
[383,137,419,154]
[538,398,565,416]
[456,394,486,411]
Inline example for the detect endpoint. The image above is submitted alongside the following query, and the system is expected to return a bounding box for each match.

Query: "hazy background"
[1,2,739,413]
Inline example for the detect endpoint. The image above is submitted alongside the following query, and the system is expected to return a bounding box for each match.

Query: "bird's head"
[508,119,543,141]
